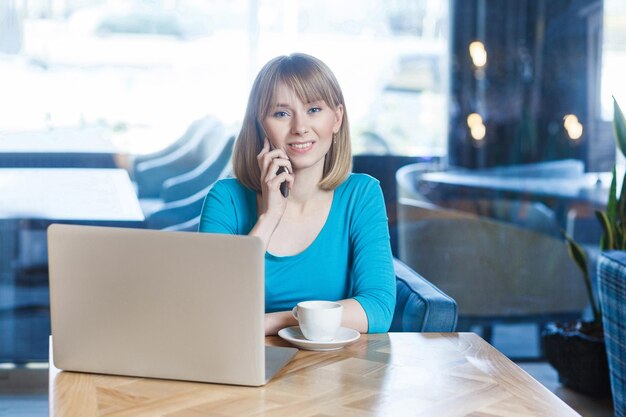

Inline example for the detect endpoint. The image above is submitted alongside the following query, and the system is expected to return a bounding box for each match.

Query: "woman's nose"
[291,113,309,135]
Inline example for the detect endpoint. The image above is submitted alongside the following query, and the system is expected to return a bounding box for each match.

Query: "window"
[0,0,449,157]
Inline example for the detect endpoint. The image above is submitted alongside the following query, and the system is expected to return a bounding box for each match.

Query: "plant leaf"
[596,210,616,250]
[614,96,626,158]
[563,234,589,275]
[619,169,626,223]
[560,230,602,323]
[608,166,618,224]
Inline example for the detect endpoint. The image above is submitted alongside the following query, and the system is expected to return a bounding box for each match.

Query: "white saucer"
[277,326,360,351]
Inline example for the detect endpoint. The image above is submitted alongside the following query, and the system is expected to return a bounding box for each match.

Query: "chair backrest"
[395,161,443,202]
[473,159,585,178]
[134,116,222,198]
[160,133,235,202]
[390,258,457,332]
[145,165,233,230]
[438,198,561,238]
[131,117,207,173]
[162,215,201,232]
[397,198,588,318]
[396,162,562,237]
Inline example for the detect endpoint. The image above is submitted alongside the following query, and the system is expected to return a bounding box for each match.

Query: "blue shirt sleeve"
[349,177,396,333]
[198,180,239,234]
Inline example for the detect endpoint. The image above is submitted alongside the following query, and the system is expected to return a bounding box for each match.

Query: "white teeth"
[290,142,312,149]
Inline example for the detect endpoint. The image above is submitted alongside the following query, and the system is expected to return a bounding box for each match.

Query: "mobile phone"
[256,121,289,198]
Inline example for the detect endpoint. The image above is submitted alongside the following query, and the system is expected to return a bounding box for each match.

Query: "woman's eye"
[309,107,322,113]
[273,111,289,118]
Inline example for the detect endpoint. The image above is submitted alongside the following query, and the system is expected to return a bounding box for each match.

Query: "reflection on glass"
[466,112,486,141]
[468,40,487,67]
[449,0,601,169]
[470,123,486,141]
[467,112,483,128]
[563,114,583,140]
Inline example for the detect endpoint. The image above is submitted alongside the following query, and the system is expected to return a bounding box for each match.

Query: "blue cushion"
[390,258,458,332]
[598,251,626,416]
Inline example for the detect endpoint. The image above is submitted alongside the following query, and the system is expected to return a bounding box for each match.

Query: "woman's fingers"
[259,154,292,181]
[256,138,270,171]
[257,139,291,175]
[256,138,293,205]
[266,170,294,192]
[267,157,293,176]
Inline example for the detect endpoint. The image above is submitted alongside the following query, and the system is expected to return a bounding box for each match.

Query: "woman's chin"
[290,157,326,175]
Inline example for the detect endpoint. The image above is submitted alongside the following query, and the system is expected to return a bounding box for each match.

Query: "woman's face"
[261,82,343,175]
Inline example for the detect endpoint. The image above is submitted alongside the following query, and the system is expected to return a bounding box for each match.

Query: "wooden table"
[49,333,580,416]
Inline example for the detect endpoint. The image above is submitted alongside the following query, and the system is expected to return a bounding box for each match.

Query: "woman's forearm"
[265,311,298,335]
[249,213,280,251]
[264,298,368,336]
[337,298,368,334]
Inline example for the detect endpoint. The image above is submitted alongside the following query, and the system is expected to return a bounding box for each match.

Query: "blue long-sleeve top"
[198,173,396,333]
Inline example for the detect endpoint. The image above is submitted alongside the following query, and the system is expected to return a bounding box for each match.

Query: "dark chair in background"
[160,134,235,203]
[472,159,585,178]
[162,215,201,232]
[0,221,50,362]
[145,163,233,230]
[139,127,236,220]
[133,116,223,198]
[145,187,210,230]
[396,197,588,355]
[396,162,563,238]
[129,118,212,175]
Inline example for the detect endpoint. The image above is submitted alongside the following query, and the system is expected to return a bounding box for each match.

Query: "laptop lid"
[48,224,294,386]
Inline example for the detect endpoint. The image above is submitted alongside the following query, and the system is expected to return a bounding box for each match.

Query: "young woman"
[199,53,395,335]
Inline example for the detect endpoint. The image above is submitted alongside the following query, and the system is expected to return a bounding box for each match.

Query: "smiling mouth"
[289,142,314,150]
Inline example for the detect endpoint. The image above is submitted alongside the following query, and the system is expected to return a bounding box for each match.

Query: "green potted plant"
[541,97,626,396]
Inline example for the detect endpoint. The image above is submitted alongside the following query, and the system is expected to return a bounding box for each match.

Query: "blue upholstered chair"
[390,258,457,332]
[145,182,214,229]
[598,251,626,417]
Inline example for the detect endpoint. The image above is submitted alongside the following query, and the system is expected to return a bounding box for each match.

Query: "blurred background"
[1,0,626,414]
[0,0,449,157]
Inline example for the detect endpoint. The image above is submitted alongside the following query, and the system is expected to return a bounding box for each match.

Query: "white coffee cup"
[292,300,343,342]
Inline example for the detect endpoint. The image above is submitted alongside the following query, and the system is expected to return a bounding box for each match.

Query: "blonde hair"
[232,53,351,192]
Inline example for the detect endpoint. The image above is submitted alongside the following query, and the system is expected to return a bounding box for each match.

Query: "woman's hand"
[248,138,294,250]
[256,138,294,223]
[265,311,297,335]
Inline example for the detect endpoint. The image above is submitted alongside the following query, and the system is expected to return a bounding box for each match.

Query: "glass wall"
[399,0,626,361]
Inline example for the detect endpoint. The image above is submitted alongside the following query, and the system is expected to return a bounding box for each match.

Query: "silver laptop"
[47,224,297,386]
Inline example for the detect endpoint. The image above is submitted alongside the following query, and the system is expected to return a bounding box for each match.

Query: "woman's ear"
[333,104,344,133]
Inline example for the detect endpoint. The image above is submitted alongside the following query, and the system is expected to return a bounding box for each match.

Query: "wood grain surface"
[49,333,580,416]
